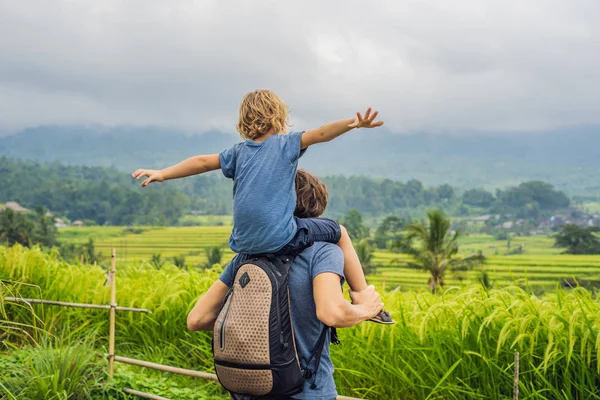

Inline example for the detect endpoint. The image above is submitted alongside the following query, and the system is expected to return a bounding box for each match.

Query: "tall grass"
[1,245,600,399]
[57,226,600,291]
[0,339,108,400]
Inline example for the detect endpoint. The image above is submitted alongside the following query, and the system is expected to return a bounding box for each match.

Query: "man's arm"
[300,108,383,150]
[313,273,382,328]
[132,154,220,187]
[187,280,230,331]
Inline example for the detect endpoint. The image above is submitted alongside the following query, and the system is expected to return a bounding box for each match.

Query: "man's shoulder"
[299,242,342,259]
[298,243,344,278]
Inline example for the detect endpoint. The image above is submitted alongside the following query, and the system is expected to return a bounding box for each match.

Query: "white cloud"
[0,0,598,133]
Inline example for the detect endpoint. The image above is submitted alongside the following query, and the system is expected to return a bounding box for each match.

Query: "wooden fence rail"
[109,354,219,381]
[3,297,150,314]
[123,388,170,400]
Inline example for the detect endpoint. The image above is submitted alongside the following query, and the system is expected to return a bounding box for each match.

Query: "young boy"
[133,89,393,324]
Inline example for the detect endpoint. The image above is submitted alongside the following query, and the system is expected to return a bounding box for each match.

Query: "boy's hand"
[349,285,384,319]
[348,108,384,129]
[132,169,165,187]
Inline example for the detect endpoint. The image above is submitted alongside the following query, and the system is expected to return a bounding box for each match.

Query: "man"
[187,169,384,400]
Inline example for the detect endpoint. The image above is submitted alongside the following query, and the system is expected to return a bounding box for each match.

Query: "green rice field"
[3,245,600,399]
[58,225,600,292]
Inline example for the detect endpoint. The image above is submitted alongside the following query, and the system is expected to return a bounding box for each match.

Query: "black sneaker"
[368,310,395,325]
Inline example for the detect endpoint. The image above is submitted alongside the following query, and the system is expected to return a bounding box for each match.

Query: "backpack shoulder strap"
[251,243,310,277]
[303,324,340,390]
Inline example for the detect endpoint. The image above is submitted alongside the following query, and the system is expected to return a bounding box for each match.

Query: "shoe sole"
[368,318,396,325]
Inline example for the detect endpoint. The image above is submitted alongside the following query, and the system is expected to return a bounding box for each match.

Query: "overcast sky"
[0,0,598,134]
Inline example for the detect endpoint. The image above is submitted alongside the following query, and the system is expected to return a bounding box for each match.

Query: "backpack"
[213,253,338,398]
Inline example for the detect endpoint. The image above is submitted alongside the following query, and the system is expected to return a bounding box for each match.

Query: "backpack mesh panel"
[214,264,272,365]
[215,365,272,395]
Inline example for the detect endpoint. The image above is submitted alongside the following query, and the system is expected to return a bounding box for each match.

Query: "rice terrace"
[56,225,600,292]
[3,216,600,399]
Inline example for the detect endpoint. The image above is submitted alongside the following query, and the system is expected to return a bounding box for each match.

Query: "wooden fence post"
[513,351,519,400]
[109,248,117,377]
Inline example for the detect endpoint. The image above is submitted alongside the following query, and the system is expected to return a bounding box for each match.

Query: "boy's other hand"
[132,169,165,187]
[348,108,384,129]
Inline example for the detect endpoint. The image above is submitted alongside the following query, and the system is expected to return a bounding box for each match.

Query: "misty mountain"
[1,125,599,194]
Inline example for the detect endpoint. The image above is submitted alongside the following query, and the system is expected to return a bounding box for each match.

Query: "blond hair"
[236,90,288,140]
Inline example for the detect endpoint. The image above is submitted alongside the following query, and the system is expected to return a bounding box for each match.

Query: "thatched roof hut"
[0,201,30,213]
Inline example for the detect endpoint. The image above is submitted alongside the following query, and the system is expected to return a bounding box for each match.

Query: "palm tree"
[31,214,58,248]
[172,255,186,269]
[150,253,165,269]
[355,240,377,275]
[204,246,224,268]
[0,209,32,247]
[403,210,485,293]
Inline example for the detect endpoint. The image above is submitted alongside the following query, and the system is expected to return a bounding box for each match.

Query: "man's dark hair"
[294,169,328,218]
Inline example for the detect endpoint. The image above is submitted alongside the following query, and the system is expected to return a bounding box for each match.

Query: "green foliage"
[81,238,101,264]
[478,271,492,288]
[204,246,224,268]
[0,280,45,350]
[374,215,406,249]
[3,246,600,398]
[462,188,495,207]
[0,208,58,248]
[554,224,600,254]
[0,245,223,397]
[59,238,102,264]
[404,210,486,292]
[112,365,225,399]
[354,240,377,275]
[0,340,108,400]
[494,180,570,216]
[0,209,33,246]
[150,253,166,269]
[0,157,577,226]
[173,255,186,269]
[0,157,190,226]
[31,214,58,248]
[506,244,526,256]
[341,209,368,240]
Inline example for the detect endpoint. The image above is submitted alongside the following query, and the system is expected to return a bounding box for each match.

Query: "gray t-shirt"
[219,242,344,400]
[219,132,305,254]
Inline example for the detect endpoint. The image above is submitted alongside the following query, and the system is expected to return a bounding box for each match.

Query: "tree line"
[0,207,102,263]
[0,157,571,226]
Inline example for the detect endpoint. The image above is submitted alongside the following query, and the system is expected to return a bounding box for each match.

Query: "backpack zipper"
[262,262,286,349]
[215,357,296,370]
[219,289,234,351]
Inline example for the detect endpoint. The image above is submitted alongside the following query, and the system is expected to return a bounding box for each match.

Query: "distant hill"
[1,125,599,195]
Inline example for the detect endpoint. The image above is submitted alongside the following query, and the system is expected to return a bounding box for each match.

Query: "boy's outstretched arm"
[132,154,220,187]
[300,107,383,149]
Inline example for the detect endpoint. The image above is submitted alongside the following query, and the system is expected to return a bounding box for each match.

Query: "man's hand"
[348,108,384,129]
[132,169,165,187]
[349,285,384,320]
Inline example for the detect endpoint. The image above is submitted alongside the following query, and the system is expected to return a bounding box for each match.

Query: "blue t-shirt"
[219,132,305,254]
[219,242,344,400]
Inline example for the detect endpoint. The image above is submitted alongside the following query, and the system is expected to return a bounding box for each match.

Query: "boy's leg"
[337,225,368,292]
[289,217,394,324]
[285,218,368,291]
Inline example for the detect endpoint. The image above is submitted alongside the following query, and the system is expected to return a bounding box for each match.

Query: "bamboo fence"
[2,247,373,400]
